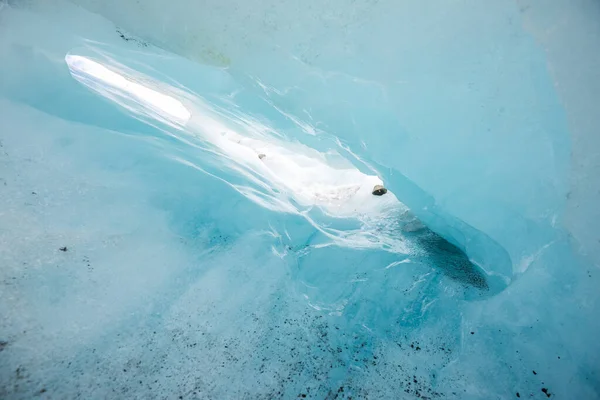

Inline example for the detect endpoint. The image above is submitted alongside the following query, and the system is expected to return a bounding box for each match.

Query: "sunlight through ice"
[65,55,402,220]
[65,55,191,125]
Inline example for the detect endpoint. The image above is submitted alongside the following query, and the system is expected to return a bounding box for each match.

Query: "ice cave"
[1,0,599,398]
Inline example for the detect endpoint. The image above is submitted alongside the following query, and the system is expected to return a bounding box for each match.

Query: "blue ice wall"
[1,1,599,399]
[71,0,600,265]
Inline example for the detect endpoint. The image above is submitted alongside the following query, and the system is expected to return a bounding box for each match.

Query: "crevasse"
[0,0,599,399]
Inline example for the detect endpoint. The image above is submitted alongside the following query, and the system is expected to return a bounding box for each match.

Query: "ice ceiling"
[1,0,599,399]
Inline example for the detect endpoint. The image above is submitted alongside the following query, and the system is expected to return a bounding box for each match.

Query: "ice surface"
[1,0,599,399]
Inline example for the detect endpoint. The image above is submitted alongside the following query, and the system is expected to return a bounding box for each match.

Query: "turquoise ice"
[1,0,599,398]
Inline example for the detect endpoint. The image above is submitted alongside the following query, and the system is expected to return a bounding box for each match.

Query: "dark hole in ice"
[405,227,489,290]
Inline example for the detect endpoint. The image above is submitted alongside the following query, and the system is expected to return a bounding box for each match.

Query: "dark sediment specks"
[116,28,149,47]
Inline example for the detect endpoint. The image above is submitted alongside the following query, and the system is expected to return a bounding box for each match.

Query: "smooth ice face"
[65,0,578,260]
[1,1,599,399]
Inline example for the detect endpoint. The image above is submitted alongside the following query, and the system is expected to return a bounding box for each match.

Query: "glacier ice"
[1,0,599,399]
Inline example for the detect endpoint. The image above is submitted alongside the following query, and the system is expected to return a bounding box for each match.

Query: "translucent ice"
[1,1,599,399]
